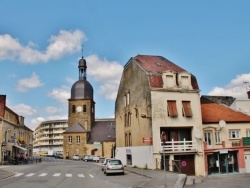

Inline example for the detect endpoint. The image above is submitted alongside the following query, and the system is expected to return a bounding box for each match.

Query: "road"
[0,157,150,188]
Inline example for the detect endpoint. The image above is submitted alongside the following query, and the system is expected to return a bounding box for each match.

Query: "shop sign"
[126,148,131,154]
[219,149,228,154]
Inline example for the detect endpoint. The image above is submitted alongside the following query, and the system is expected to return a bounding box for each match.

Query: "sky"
[1,1,250,131]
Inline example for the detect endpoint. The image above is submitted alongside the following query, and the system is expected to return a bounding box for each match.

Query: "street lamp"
[161,131,167,187]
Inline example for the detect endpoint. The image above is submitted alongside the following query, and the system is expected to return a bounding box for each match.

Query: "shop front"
[207,149,238,175]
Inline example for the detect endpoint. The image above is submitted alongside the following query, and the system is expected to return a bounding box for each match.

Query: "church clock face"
[76,106,83,112]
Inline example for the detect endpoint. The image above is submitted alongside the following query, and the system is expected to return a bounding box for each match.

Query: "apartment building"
[201,95,250,176]
[115,55,204,176]
[33,119,68,156]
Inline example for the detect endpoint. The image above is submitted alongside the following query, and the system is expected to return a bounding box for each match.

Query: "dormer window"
[178,72,192,90]
[162,72,176,89]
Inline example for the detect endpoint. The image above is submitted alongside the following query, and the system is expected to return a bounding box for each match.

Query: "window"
[72,105,76,113]
[246,130,250,137]
[167,100,178,117]
[229,130,240,139]
[204,132,212,146]
[182,101,192,117]
[83,105,87,112]
[125,133,128,146]
[215,131,221,144]
[124,113,127,127]
[127,92,130,105]
[68,136,72,144]
[124,92,130,107]
[76,136,80,143]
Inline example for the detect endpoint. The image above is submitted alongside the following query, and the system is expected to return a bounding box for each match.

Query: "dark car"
[55,153,63,159]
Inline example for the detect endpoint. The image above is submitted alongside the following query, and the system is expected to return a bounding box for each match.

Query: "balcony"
[161,139,197,153]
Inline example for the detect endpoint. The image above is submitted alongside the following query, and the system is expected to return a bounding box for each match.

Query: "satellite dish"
[219,120,226,128]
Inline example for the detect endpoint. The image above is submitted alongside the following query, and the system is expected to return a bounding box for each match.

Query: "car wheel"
[106,172,109,176]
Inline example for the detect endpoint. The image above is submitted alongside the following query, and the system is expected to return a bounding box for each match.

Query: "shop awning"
[13,145,27,151]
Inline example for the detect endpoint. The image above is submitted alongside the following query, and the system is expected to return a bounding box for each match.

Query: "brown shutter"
[167,101,178,117]
[182,101,192,117]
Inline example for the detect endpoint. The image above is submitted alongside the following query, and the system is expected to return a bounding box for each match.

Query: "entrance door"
[245,154,250,173]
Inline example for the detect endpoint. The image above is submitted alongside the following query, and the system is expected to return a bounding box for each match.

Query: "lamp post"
[161,131,167,187]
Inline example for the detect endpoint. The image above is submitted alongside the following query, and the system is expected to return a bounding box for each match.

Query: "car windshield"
[109,160,122,165]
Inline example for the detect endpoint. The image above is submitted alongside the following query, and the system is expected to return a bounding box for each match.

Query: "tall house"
[115,55,204,176]
[0,95,33,164]
[63,56,95,159]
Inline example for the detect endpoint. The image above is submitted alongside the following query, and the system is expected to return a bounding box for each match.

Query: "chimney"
[247,91,250,99]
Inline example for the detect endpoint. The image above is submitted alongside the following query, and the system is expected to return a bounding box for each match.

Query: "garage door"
[244,154,250,173]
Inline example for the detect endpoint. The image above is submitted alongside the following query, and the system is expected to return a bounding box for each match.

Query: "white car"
[72,154,80,160]
[104,159,124,176]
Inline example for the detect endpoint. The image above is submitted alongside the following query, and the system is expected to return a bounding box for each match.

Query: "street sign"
[143,137,152,143]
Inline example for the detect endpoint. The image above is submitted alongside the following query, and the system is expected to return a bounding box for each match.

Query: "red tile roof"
[201,103,250,124]
[133,55,199,90]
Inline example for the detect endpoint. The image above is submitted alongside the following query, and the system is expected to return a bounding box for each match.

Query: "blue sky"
[1,1,250,130]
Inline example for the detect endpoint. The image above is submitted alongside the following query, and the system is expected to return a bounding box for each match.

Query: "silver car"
[103,159,124,175]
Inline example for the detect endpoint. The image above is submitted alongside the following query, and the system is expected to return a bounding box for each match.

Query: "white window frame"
[215,131,221,144]
[229,130,240,139]
[204,131,212,146]
[246,130,250,137]
[68,136,72,144]
[76,136,80,143]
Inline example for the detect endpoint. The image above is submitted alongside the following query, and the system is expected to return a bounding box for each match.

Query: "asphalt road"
[0,157,150,188]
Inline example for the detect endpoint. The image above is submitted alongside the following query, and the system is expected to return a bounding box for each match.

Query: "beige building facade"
[0,95,33,164]
[115,55,204,176]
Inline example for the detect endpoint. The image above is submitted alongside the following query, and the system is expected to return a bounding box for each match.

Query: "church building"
[63,56,115,159]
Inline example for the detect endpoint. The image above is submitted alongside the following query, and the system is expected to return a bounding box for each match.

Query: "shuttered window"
[167,101,178,117]
[182,101,192,117]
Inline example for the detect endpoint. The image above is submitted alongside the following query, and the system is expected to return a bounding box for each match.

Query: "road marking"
[66,174,72,177]
[25,173,35,177]
[14,173,24,177]
[53,173,61,177]
[39,173,48,177]
[89,174,94,178]
[78,174,85,177]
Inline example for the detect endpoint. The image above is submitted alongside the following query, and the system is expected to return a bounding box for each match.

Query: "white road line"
[53,173,61,177]
[14,173,24,177]
[89,174,94,178]
[66,174,72,177]
[39,173,48,177]
[78,174,85,178]
[25,173,35,177]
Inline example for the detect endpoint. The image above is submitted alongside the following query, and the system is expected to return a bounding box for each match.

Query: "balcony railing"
[161,139,197,152]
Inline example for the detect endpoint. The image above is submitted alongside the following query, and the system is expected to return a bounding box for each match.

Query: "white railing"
[161,139,197,152]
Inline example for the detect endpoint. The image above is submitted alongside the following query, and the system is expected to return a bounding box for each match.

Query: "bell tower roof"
[70,56,93,100]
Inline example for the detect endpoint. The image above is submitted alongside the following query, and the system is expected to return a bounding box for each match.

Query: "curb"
[125,168,152,179]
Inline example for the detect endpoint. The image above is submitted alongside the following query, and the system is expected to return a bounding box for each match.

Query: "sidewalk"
[124,166,186,188]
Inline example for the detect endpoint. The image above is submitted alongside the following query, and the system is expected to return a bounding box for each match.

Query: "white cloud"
[0,30,86,64]
[47,86,70,104]
[16,72,44,92]
[46,106,62,115]
[11,103,38,116]
[86,54,123,100]
[208,73,250,99]
[29,117,45,131]
[66,77,75,84]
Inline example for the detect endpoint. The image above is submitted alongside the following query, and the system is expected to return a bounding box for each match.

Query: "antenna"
[81,44,84,58]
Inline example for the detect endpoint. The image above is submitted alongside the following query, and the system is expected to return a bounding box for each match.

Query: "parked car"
[55,153,63,159]
[72,154,80,160]
[103,159,124,175]
[93,156,100,162]
[83,155,94,162]
[102,158,113,171]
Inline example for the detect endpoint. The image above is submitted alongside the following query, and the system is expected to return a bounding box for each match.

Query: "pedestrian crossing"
[13,172,95,178]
